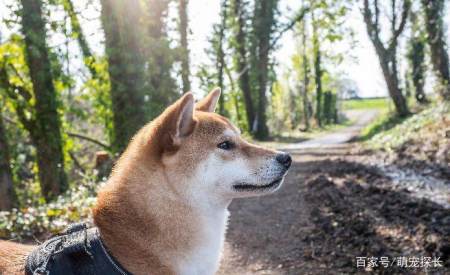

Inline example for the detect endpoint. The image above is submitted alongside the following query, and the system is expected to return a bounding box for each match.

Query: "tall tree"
[229,1,308,135]
[146,0,178,117]
[216,0,228,115]
[363,0,410,117]
[406,10,427,104]
[231,0,255,131]
[20,0,68,199]
[63,0,96,77]
[311,10,323,127]
[179,0,191,93]
[300,18,310,130]
[252,0,278,139]
[0,109,16,210]
[421,0,450,100]
[298,0,348,128]
[100,0,148,152]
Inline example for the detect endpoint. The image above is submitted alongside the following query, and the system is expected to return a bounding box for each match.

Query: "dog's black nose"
[276,153,292,169]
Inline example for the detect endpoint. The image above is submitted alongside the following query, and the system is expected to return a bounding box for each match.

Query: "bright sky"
[1,0,449,98]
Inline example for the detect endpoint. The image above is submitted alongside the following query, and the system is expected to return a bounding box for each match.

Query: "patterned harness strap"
[25,223,131,275]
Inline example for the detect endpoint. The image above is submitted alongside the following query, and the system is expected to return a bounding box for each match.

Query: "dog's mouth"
[233,177,283,192]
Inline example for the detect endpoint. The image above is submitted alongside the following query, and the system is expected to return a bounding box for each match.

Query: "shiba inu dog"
[0,88,291,275]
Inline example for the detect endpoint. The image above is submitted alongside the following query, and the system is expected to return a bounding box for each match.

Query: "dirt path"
[218,111,450,275]
[280,110,378,150]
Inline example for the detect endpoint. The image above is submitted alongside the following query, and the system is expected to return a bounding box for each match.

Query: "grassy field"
[342,97,391,110]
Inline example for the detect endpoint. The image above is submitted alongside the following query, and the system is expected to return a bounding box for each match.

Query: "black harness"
[25,223,132,275]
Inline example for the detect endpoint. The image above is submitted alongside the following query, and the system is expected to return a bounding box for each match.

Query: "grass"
[361,103,449,151]
[342,97,391,111]
[359,111,408,142]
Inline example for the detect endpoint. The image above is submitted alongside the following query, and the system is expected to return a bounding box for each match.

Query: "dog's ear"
[196,87,221,113]
[171,92,196,145]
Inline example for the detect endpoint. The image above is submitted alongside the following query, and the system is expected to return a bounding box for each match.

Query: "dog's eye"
[217,141,234,150]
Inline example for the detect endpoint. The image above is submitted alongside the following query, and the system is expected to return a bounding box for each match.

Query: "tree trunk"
[363,0,410,117]
[378,56,410,116]
[232,0,255,131]
[253,0,275,140]
[301,19,310,131]
[422,0,450,100]
[225,63,245,129]
[146,0,177,118]
[407,16,427,104]
[412,66,427,104]
[0,112,16,210]
[20,0,68,199]
[100,0,147,153]
[217,0,227,115]
[179,0,190,93]
[404,71,411,99]
[312,17,323,127]
[323,91,332,124]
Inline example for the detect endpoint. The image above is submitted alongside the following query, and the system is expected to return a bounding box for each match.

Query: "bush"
[0,173,102,240]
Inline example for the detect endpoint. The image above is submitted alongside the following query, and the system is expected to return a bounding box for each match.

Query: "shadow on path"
[218,150,450,275]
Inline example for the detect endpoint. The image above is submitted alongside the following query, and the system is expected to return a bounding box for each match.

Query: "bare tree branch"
[67,132,111,150]
[6,64,33,101]
[269,6,310,52]
[374,0,380,37]
[69,150,86,173]
[363,0,387,55]
[390,0,410,48]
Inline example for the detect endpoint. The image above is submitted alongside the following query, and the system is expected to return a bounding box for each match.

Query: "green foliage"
[197,65,217,96]
[230,91,249,131]
[342,98,391,110]
[1,34,75,191]
[308,0,351,46]
[359,111,408,142]
[269,75,302,132]
[287,1,353,130]
[362,103,449,151]
[406,9,427,103]
[269,80,290,132]
[0,172,100,240]
[0,36,34,104]
[78,57,113,145]
[145,38,178,119]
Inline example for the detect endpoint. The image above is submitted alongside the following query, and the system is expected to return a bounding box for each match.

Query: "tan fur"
[0,241,33,274]
[0,90,284,275]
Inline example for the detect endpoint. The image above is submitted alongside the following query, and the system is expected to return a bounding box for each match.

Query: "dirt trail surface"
[218,111,450,275]
[280,110,378,150]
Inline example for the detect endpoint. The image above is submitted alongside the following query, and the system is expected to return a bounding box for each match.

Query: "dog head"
[149,88,291,202]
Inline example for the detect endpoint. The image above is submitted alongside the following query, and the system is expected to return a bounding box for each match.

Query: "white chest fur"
[176,207,229,275]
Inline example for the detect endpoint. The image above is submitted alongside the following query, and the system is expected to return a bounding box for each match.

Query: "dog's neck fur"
[93,128,231,275]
